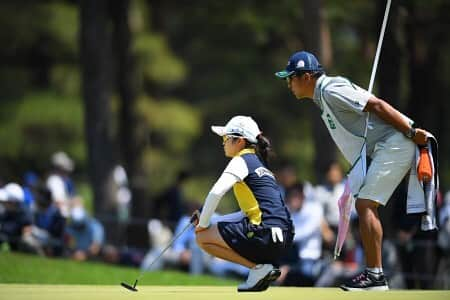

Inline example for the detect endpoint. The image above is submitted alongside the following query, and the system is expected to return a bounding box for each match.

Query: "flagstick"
[368,0,391,94]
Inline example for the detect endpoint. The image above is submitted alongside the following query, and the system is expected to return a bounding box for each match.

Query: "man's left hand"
[413,128,428,145]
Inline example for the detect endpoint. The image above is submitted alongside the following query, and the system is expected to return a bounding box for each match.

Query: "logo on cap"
[296,60,305,68]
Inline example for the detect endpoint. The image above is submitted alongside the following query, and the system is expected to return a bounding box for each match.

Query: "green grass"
[1,285,449,300]
[0,251,237,285]
[0,252,449,300]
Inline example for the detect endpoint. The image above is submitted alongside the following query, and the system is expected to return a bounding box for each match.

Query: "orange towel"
[417,147,432,183]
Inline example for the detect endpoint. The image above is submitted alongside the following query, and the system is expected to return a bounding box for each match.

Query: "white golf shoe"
[237,264,281,292]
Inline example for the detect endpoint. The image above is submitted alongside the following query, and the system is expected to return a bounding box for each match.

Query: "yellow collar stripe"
[235,148,255,157]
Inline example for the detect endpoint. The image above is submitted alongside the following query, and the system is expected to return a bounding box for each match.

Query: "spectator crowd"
[1,152,449,289]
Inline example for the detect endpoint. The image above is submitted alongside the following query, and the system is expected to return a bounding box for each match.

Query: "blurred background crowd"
[1,152,449,289]
[0,0,450,291]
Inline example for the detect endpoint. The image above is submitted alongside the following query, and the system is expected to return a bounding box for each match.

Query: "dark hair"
[243,134,274,167]
[257,134,274,167]
[286,182,304,199]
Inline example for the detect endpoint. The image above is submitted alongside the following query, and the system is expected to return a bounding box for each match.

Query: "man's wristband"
[405,127,416,139]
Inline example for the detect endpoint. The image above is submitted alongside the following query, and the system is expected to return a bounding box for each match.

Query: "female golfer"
[194,115,294,292]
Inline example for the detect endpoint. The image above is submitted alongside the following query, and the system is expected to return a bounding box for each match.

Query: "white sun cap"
[211,115,261,143]
[3,183,25,202]
[51,151,74,172]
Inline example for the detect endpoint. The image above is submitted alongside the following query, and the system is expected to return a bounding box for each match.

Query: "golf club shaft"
[137,221,194,280]
[368,0,391,94]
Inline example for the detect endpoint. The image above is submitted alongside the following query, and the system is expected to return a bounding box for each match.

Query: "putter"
[121,280,138,292]
[121,213,198,292]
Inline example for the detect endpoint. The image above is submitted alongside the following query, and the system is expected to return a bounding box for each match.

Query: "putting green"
[1,284,449,300]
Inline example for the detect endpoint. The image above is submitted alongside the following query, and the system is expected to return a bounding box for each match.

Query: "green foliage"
[0,2,77,59]
[0,0,449,210]
[0,91,85,172]
[131,0,186,87]
[138,96,202,193]
[138,97,201,153]
[134,33,187,86]
[158,1,320,183]
[50,64,81,96]
[43,2,79,55]
[77,181,94,214]
[0,1,81,178]
[0,67,32,99]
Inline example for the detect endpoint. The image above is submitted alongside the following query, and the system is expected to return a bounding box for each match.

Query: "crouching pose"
[194,115,294,292]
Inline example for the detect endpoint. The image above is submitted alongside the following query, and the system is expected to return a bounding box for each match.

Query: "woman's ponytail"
[256,134,274,167]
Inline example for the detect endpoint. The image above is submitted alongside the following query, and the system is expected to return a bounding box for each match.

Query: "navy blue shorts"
[217,217,294,265]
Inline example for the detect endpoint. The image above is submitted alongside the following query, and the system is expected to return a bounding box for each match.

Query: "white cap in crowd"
[211,115,261,144]
[71,206,86,222]
[0,183,24,202]
[51,151,74,172]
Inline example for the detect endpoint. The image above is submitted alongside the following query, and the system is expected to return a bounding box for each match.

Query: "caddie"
[275,51,429,291]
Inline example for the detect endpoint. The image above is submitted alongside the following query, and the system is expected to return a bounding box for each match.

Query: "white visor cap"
[211,115,261,144]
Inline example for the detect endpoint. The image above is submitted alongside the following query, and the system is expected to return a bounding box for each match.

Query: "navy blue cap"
[275,51,323,78]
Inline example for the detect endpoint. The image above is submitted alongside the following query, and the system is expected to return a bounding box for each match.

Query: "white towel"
[406,134,439,231]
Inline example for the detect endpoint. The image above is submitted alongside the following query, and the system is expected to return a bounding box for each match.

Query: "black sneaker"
[340,270,389,291]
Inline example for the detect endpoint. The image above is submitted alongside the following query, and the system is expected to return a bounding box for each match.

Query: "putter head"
[121,282,138,292]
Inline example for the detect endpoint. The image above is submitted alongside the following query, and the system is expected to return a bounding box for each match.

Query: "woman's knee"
[195,231,206,247]
[195,226,216,246]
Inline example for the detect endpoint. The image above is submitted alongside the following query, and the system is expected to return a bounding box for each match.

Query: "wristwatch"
[405,127,416,139]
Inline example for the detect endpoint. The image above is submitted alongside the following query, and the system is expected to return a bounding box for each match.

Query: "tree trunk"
[111,0,150,219]
[405,4,439,133]
[80,0,117,218]
[302,0,338,182]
